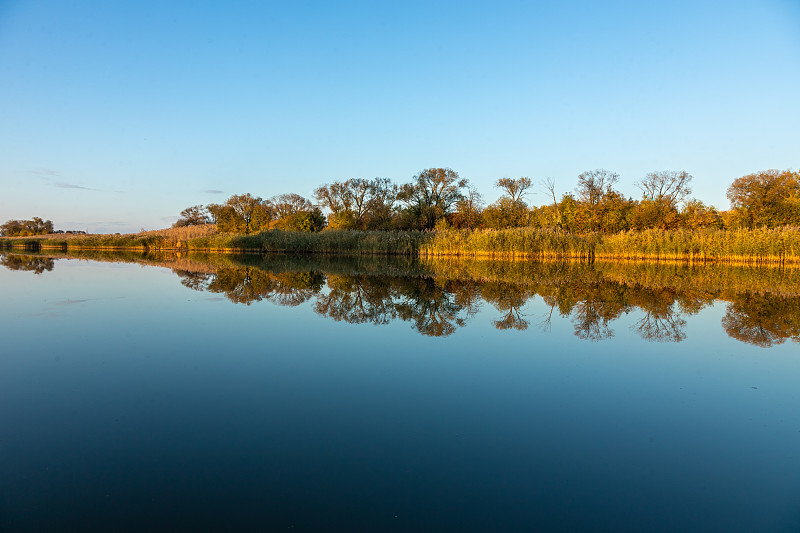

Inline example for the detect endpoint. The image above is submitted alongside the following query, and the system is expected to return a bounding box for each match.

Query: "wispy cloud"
[202,189,224,194]
[25,168,99,191]
[54,181,95,190]
[55,299,90,306]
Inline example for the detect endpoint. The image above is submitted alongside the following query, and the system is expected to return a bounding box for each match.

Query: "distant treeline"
[173,167,800,233]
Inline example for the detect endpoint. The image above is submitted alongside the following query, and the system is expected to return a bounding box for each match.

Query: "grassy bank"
[3,226,799,264]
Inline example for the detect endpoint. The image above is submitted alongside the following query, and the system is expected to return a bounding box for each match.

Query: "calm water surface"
[1,252,799,532]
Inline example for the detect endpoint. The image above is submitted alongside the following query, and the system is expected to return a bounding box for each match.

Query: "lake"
[1,251,799,532]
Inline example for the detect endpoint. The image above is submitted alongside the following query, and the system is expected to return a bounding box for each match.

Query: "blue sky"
[1,0,798,233]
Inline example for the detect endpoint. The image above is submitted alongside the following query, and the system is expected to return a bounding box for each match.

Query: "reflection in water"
[722,293,800,347]
[0,254,54,274]
[3,250,800,345]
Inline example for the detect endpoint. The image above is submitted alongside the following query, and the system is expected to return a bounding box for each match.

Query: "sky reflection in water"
[1,252,799,532]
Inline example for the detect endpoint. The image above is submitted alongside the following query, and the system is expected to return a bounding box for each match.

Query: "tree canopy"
[1,217,54,236]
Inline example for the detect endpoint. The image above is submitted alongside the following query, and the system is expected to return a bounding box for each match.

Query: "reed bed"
[595,227,800,264]
[421,227,800,264]
[422,256,800,298]
[3,225,799,264]
[420,228,599,260]
[187,229,432,256]
[0,224,218,251]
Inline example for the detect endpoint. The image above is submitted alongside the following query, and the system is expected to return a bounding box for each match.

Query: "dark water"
[1,252,799,532]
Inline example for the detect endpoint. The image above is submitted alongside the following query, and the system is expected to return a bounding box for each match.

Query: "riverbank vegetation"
[2,166,798,263]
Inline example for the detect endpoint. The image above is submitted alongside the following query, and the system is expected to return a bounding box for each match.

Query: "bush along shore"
[2,226,799,264]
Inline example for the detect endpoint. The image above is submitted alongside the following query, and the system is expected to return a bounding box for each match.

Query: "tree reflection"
[394,278,467,337]
[164,255,800,344]
[482,281,532,331]
[570,284,630,341]
[174,269,212,291]
[631,288,687,343]
[0,254,55,274]
[722,293,800,347]
[315,275,397,325]
[175,266,323,306]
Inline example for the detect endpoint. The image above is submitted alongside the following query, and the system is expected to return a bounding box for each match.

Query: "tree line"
[0,217,54,237]
[175,167,800,234]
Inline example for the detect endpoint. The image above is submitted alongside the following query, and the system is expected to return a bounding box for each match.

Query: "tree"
[273,208,326,232]
[575,169,620,231]
[484,177,532,229]
[314,182,354,221]
[451,187,484,229]
[542,177,561,228]
[315,178,397,230]
[496,177,532,203]
[0,217,54,236]
[364,178,398,230]
[210,194,273,234]
[637,171,693,209]
[271,193,314,218]
[173,205,211,227]
[634,170,693,229]
[681,199,721,229]
[397,167,468,229]
[726,169,800,228]
[483,198,528,229]
[576,169,619,207]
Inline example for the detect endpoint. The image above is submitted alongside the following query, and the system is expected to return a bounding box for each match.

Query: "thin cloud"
[26,169,98,191]
[54,181,95,190]
[202,189,224,194]
[54,299,91,306]
[24,168,58,177]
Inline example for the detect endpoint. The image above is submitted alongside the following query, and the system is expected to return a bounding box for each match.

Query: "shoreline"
[2,226,799,265]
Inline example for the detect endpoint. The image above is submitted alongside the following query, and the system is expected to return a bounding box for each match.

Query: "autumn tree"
[315,178,398,230]
[680,199,722,229]
[208,194,273,234]
[496,177,532,203]
[451,187,484,229]
[574,169,621,231]
[726,169,800,228]
[270,193,325,232]
[173,205,212,227]
[483,177,532,229]
[397,167,468,229]
[364,178,398,230]
[632,170,693,228]
[0,217,54,236]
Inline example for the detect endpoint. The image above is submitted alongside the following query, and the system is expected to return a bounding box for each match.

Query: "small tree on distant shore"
[1,217,54,236]
[173,205,212,227]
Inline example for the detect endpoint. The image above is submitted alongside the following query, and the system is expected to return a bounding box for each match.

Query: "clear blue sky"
[1,0,798,233]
